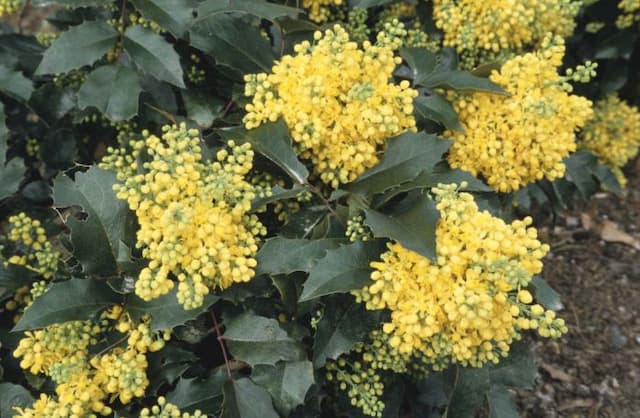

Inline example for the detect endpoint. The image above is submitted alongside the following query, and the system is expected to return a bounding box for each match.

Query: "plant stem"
[210,309,233,380]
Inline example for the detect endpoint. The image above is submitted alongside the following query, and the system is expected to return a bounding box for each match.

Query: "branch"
[210,309,233,380]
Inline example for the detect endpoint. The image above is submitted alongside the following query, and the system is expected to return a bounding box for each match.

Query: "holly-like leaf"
[0,157,26,201]
[252,361,314,416]
[53,166,130,276]
[35,21,118,75]
[255,237,344,276]
[124,25,185,88]
[312,299,381,367]
[222,378,279,418]
[348,132,451,196]
[351,0,395,7]
[183,91,224,129]
[195,0,300,21]
[127,290,218,331]
[0,103,7,144]
[219,120,309,184]
[531,276,563,311]
[414,94,462,131]
[130,0,198,38]
[299,240,386,302]
[363,195,439,260]
[444,342,535,418]
[14,278,121,331]
[147,346,197,392]
[0,383,35,418]
[400,48,504,94]
[190,13,275,74]
[167,370,228,414]
[77,64,142,122]
[224,313,305,367]
[0,65,33,101]
[564,151,599,200]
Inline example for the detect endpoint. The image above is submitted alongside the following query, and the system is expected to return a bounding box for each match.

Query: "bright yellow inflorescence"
[139,397,205,418]
[617,0,640,28]
[303,0,343,23]
[244,24,417,188]
[13,307,170,418]
[3,213,59,279]
[101,123,264,309]
[581,95,640,186]
[0,0,21,16]
[445,37,594,192]
[433,0,581,64]
[353,184,567,370]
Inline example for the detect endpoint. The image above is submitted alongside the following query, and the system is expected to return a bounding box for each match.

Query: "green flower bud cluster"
[187,54,206,85]
[345,8,370,43]
[140,396,206,418]
[326,358,385,417]
[346,215,371,242]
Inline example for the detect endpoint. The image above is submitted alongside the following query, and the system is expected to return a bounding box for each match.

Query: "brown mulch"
[518,161,640,418]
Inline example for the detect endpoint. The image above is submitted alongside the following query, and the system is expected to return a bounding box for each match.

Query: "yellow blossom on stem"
[101,123,265,309]
[303,0,343,23]
[243,23,417,188]
[445,37,593,192]
[580,95,640,186]
[353,184,567,369]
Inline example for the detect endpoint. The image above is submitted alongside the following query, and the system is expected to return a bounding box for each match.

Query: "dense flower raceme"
[244,23,418,188]
[100,123,265,309]
[617,0,640,28]
[140,397,205,418]
[303,0,343,23]
[581,95,640,185]
[433,0,581,65]
[354,184,567,371]
[0,0,21,16]
[13,306,170,417]
[445,37,594,192]
[2,213,60,322]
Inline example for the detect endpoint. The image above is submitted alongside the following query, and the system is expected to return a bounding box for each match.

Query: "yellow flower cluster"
[581,95,640,186]
[433,0,581,63]
[445,37,593,192]
[353,184,567,369]
[303,0,343,23]
[617,0,640,28]
[139,397,205,418]
[0,0,21,16]
[244,24,417,188]
[13,307,170,418]
[3,213,59,278]
[101,123,264,309]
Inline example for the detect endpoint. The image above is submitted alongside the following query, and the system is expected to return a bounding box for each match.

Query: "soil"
[518,160,640,418]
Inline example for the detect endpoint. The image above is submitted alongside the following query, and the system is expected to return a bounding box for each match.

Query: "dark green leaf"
[222,378,279,418]
[363,196,439,260]
[414,94,462,131]
[147,346,197,392]
[183,91,224,128]
[0,383,35,418]
[0,103,7,145]
[32,0,104,6]
[35,21,118,75]
[14,278,121,331]
[124,25,185,88]
[127,290,218,331]
[0,264,36,295]
[312,300,381,367]
[350,0,395,7]
[444,367,490,418]
[219,121,309,184]
[224,313,305,367]
[593,164,623,195]
[531,276,563,311]
[487,387,519,418]
[255,237,344,276]
[0,65,33,101]
[348,132,451,195]
[53,166,130,276]
[564,151,599,199]
[130,0,198,38]
[190,14,275,73]
[399,47,437,84]
[77,64,142,122]
[299,240,386,302]
[167,371,228,414]
[252,361,314,415]
[29,84,76,122]
[0,157,26,200]
[196,0,300,21]
[251,184,307,210]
